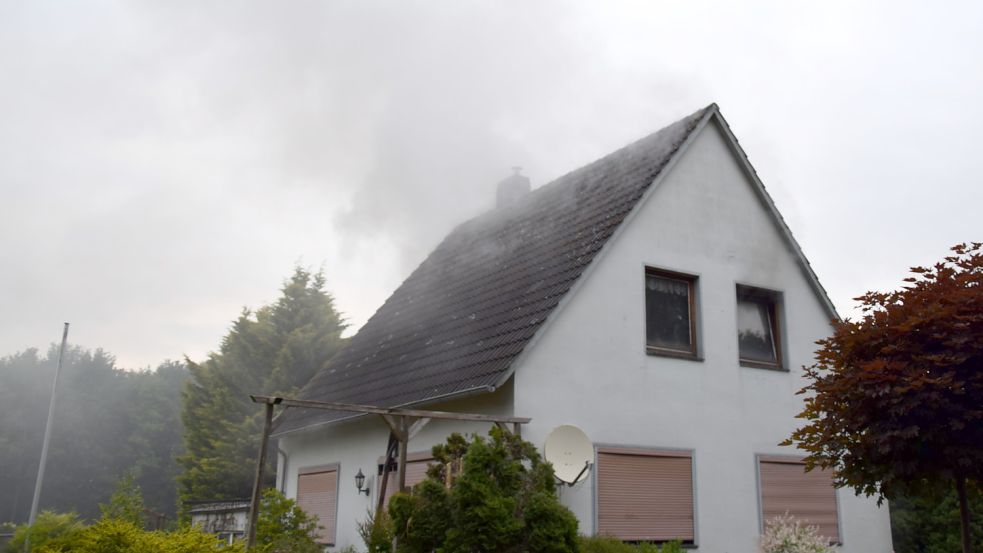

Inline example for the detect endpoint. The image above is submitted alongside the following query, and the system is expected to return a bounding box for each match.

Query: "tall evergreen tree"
[178,267,347,506]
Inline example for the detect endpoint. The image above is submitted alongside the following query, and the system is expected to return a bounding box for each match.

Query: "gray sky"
[1,1,980,369]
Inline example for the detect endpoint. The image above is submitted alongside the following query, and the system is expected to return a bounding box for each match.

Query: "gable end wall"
[512,120,892,553]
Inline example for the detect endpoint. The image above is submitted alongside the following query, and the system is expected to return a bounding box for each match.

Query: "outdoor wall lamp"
[355,468,370,495]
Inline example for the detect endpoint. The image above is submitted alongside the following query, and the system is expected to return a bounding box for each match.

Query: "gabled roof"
[275,104,836,436]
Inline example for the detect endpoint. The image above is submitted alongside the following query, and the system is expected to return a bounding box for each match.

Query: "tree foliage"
[35,518,244,553]
[99,472,145,528]
[254,488,321,553]
[179,267,347,506]
[0,349,188,523]
[5,511,85,553]
[892,488,983,553]
[388,427,580,553]
[785,243,983,550]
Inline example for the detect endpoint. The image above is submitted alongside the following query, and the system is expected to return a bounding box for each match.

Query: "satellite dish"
[543,425,593,485]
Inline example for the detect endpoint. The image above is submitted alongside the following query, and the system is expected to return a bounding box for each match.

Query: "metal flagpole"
[26,323,70,551]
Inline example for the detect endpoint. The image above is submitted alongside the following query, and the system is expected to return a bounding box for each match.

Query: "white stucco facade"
[277,117,893,552]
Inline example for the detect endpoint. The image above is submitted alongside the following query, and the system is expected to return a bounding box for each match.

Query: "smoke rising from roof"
[1,1,981,367]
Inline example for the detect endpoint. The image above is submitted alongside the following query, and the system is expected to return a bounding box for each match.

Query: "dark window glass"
[737,288,780,366]
[646,272,694,353]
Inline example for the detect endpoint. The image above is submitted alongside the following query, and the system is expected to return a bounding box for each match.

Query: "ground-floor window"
[757,455,840,543]
[595,447,695,543]
[297,465,339,545]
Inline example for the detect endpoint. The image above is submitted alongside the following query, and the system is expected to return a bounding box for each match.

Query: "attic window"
[645,268,698,358]
[736,285,783,370]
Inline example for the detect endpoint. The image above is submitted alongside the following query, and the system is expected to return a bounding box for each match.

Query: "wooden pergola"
[245,395,531,549]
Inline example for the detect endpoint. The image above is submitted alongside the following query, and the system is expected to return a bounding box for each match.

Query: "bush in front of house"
[577,535,683,553]
[5,511,86,553]
[55,518,245,553]
[7,516,243,553]
[760,514,836,553]
[387,427,579,553]
[8,487,318,553]
[254,488,322,553]
[357,508,393,553]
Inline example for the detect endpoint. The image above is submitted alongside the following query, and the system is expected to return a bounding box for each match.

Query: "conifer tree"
[178,267,347,507]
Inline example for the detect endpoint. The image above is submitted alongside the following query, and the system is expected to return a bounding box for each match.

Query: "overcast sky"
[1,1,980,369]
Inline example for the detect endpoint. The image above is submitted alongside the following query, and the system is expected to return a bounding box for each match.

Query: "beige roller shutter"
[297,467,338,544]
[758,456,839,543]
[596,448,695,542]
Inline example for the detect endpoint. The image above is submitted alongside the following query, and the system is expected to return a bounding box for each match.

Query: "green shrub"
[657,541,683,553]
[99,472,145,528]
[27,518,242,553]
[254,488,321,553]
[358,508,393,553]
[389,427,579,553]
[578,535,683,553]
[6,511,85,553]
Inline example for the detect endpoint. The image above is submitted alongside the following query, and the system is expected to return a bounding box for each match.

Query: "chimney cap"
[496,167,531,208]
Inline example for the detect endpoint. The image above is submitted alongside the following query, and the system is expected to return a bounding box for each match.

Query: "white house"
[272,104,894,552]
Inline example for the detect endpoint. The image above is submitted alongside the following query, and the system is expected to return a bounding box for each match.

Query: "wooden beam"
[379,414,401,438]
[246,397,279,549]
[407,417,431,441]
[254,396,530,425]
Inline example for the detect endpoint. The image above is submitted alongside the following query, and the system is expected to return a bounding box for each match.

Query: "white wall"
[512,118,893,553]
[277,384,514,550]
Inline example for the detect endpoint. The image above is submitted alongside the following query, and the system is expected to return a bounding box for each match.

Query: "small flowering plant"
[760,514,837,553]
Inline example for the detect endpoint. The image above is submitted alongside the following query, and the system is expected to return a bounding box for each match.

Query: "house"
[188,499,250,544]
[272,104,894,552]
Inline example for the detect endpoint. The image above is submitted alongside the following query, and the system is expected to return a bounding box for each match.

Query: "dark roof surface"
[275,105,713,435]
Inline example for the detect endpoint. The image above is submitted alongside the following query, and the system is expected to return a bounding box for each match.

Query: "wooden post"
[397,417,408,492]
[247,397,278,550]
[956,475,973,553]
[376,433,398,517]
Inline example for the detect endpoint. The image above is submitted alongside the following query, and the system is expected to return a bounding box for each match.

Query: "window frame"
[644,267,700,360]
[735,284,785,371]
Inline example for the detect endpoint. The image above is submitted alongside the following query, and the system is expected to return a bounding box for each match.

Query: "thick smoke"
[1,0,981,367]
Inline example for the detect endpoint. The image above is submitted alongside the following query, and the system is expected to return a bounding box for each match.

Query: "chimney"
[496,166,531,208]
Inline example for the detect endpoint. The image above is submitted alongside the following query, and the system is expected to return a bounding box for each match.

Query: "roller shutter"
[297,467,338,544]
[596,448,695,542]
[758,456,839,543]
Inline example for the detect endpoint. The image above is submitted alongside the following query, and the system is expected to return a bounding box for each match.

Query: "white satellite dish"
[543,425,593,485]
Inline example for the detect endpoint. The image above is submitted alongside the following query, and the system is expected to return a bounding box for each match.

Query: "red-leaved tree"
[786,243,983,553]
